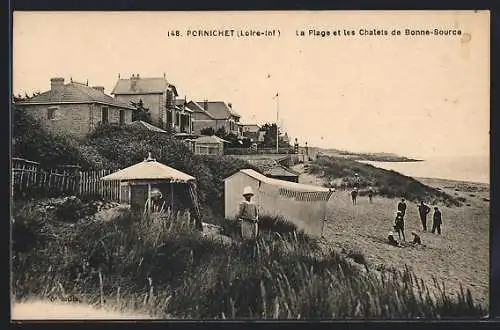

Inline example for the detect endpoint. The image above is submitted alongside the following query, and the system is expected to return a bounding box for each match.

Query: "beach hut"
[101,153,202,230]
[194,135,230,156]
[224,169,334,237]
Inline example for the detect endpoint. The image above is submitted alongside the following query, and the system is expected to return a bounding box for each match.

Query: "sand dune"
[11,300,152,320]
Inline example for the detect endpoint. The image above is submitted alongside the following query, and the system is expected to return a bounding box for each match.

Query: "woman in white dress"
[238,186,259,240]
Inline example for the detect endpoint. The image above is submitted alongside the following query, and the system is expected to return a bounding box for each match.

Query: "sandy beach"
[294,163,489,308]
[11,300,153,320]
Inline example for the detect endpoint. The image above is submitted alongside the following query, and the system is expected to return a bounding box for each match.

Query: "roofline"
[224,169,332,192]
[111,91,164,96]
[189,101,216,119]
[175,106,193,113]
[15,100,135,110]
[192,101,242,120]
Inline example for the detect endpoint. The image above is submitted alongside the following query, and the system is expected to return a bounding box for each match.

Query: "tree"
[261,123,279,147]
[200,127,215,136]
[130,99,152,123]
[13,91,40,103]
[260,122,292,149]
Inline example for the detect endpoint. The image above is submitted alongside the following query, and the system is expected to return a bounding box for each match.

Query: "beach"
[293,164,490,308]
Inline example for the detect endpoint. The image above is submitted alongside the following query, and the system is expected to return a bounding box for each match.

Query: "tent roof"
[101,156,195,182]
[225,169,332,193]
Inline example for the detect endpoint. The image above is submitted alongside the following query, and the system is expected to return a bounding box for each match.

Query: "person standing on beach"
[238,186,259,240]
[394,211,405,241]
[431,207,442,235]
[351,188,358,205]
[397,198,407,219]
[418,200,431,231]
[368,187,374,204]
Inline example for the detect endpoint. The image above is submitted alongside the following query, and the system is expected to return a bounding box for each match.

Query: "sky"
[12,11,489,159]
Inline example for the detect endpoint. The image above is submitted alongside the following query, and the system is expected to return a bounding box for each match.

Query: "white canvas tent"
[224,169,334,236]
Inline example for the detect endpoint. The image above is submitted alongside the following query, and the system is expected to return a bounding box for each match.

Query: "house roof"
[187,101,214,119]
[243,124,261,130]
[175,105,193,113]
[242,159,278,173]
[195,135,230,144]
[101,155,195,182]
[128,120,168,134]
[193,101,241,119]
[224,169,332,193]
[264,165,301,177]
[16,82,135,110]
[111,77,179,96]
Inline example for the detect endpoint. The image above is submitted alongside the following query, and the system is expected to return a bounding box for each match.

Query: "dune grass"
[11,199,486,319]
[308,155,462,206]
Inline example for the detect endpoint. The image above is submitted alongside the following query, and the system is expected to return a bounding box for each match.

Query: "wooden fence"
[11,157,121,201]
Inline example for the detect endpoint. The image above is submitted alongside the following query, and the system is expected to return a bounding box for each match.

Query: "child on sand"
[368,187,374,203]
[387,231,400,247]
[397,198,407,219]
[411,231,422,245]
[394,211,405,241]
[351,188,358,205]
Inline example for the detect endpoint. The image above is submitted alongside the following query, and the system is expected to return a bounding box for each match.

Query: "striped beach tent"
[224,169,334,237]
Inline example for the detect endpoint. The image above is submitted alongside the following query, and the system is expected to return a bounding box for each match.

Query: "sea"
[358,155,489,185]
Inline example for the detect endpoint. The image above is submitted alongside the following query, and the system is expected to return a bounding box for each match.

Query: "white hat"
[388,231,394,236]
[243,186,254,196]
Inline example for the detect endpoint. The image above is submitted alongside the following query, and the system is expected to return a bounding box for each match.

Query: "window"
[119,110,125,125]
[102,107,109,124]
[196,146,209,155]
[47,106,58,120]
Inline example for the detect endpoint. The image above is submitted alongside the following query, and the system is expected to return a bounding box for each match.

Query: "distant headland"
[314,148,423,162]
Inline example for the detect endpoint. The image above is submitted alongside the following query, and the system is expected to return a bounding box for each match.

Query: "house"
[15,77,135,139]
[242,124,261,142]
[264,165,300,183]
[243,124,260,133]
[111,74,194,134]
[193,135,230,156]
[224,169,334,236]
[281,132,290,145]
[189,100,243,137]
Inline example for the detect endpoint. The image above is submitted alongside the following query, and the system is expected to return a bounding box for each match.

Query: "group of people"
[236,183,445,251]
[350,186,374,205]
[388,198,444,247]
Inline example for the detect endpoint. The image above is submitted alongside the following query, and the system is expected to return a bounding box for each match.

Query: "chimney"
[50,77,65,93]
[228,102,232,109]
[131,73,139,90]
[203,99,208,111]
[92,86,105,93]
